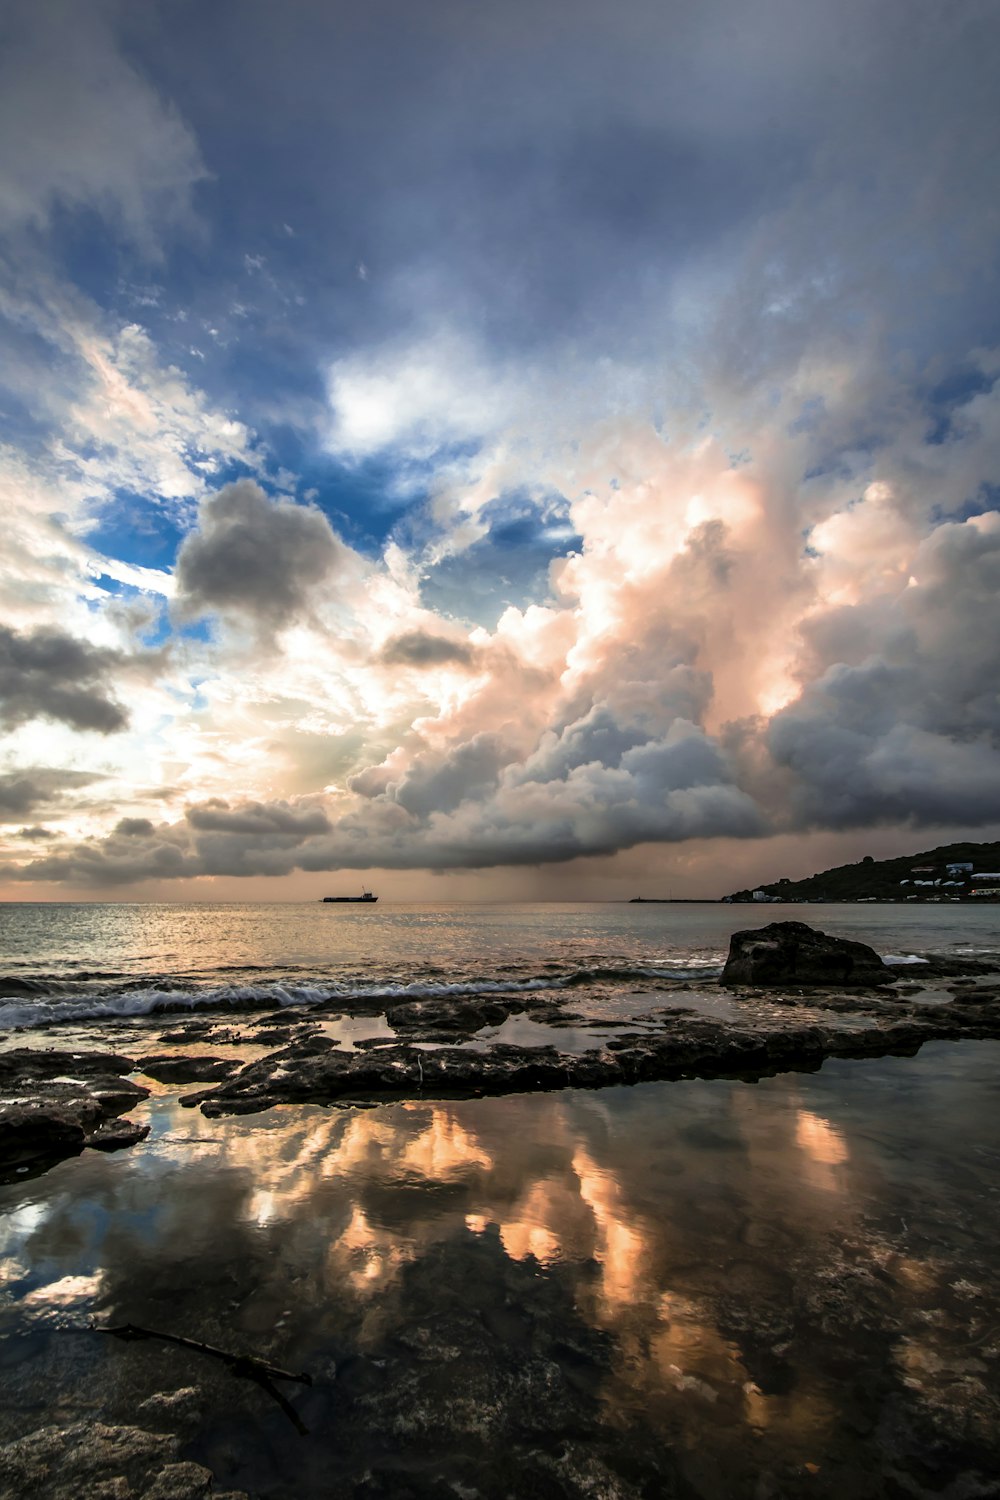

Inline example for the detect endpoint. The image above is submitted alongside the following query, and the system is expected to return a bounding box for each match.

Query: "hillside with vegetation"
[725,840,1000,903]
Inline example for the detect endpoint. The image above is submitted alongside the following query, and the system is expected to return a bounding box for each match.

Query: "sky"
[1,0,999,902]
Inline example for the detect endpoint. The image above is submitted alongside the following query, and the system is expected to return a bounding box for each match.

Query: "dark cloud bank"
[0,626,128,733]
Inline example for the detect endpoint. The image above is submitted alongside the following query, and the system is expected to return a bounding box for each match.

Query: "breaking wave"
[0,960,724,1031]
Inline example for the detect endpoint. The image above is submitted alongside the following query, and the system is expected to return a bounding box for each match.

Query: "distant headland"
[724,839,1000,904]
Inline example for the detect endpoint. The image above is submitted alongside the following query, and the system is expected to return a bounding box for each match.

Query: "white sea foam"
[882,954,930,964]
[0,961,725,1031]
[0,974,572,1030]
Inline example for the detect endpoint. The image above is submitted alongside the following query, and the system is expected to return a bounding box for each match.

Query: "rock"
[0,1420,246,1500]
[385,997,521,1039]
[88,1077,153,1113]
[177,995,1000,1118]
[0,1093,95,1175]
[0,1051,151,1180]
[887,953,998,980]
[721,921,892,987]
[85,1117,151,1152]
[137,1055,241,1084]
[140,1460,216,1499]
[0,1048,137,1085]
[137,1387,204,1425]
[245,1026,305,1045]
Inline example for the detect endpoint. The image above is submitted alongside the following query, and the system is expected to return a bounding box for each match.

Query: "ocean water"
[2,899,998,1032]
[3,902,1000,1497]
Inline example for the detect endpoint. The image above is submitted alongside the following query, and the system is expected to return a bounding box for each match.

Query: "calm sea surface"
[2,903,1000,1496]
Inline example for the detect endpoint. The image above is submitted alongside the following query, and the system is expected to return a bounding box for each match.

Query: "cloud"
[4,2,1000,891]
[762,510,1000,829]
[0,625,129,733]
[3,714,763,883]
[0,768,104,823]
[185,798,331,837]
[378,632,475,668]
[173,480,348,631]
[367,732,512,820]
[0,1,205,244]
[325,332,522,460]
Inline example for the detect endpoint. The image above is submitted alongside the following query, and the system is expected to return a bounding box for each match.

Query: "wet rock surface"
[7,926,1000,1151]
[0,1419,247,1500]
[0,1048,149,1181]
[182,988,1000,1118]
[86,1117,152,1152]
[384,995,531,1039]
[138,1055,242,1084]
[0,1048,139,1084]
[304,1231,688,1500]
[3,1033,1000,1499]
[721,921,891,986]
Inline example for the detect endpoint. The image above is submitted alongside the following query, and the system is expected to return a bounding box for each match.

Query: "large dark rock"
[0,1093,97,1174]
[0,1048,137,1085]
[721,921,891,987]
[0,1049,150,1180]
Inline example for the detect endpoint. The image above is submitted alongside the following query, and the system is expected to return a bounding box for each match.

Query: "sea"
[2,898,998,1032]
[2,901,1000,1498]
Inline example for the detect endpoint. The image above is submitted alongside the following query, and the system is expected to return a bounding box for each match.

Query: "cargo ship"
[320,890,378,903]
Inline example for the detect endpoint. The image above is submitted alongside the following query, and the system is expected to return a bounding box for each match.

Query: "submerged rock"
[0,1419,246,1500]
[721,921,891,987]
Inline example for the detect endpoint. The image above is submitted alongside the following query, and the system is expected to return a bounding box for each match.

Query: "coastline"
[4,937,1000,1175]
[3,904,1000,1497]
[3,1043,1000,1498]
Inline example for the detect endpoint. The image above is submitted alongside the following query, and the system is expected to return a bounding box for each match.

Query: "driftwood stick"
[245,1369,310,1437]
[93,1322,312,1435]
[97,1323,312,1384]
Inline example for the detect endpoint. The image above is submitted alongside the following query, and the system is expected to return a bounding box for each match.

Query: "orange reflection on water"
[794,1108,849,1192]
[795,1109,849,1166]
[400,1111,493,1178]
[573,1145,648,1308]
[497,1177,575,1264]
[331,1204,416,1294]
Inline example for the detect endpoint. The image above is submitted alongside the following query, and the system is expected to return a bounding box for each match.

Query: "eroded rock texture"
[722,921,891,986]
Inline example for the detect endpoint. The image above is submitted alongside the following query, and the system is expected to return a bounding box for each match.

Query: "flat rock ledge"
[722,920,891,986]
[183,994,1000,1117]
[137,1054,243,1084]
[0,1049,149,1182]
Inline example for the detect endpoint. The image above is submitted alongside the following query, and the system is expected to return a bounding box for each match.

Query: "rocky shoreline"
[3,924,1000,1181]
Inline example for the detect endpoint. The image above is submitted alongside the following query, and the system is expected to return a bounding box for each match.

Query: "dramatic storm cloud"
[1,0,999,895]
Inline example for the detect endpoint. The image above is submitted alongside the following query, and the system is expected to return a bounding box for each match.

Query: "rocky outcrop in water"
[0,1049,149,1181]
[138,1055,242,1084]
[180,988,1000,1118]
[721,920,891,986]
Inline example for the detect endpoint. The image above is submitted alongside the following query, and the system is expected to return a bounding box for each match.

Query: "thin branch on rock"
[92,1322,313,1436]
